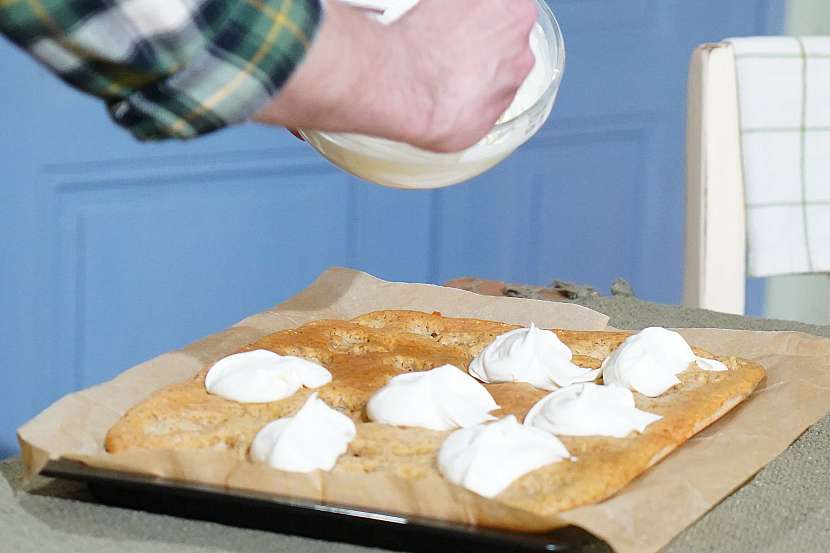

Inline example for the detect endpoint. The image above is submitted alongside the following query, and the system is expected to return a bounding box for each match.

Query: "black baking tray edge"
[42,459,605,552]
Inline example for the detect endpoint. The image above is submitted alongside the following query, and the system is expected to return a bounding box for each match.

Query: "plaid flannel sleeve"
[0,0,322,140]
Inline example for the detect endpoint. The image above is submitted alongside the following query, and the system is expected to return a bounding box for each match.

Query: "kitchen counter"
[3,281,829,553]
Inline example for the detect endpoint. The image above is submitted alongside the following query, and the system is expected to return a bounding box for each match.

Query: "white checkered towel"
[726,36,830,277]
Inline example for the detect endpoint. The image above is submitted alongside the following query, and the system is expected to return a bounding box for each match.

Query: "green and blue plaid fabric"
[0,0,321,139]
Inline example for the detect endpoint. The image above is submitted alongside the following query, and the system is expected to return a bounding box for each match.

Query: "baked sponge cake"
[105,310,765,516]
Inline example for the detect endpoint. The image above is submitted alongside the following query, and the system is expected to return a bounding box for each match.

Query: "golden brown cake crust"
[105,310,766,516]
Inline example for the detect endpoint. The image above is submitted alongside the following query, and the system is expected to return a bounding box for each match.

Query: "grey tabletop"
[3,293,830,553]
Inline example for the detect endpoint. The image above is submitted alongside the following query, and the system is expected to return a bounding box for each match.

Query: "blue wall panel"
[64,176,349,388]
[345,184,435,284]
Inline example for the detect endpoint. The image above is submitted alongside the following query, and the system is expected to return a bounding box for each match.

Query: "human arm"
[1,0,538,152]
[0,0,322,140]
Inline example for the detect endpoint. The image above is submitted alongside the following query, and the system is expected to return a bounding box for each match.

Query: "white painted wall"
[787,0,830,34]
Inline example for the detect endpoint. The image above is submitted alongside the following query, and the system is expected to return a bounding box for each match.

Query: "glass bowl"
[299,0,565,190]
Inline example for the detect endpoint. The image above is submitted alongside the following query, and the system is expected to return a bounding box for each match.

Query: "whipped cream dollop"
[250,393,356,472]
[524,383,662,438]
[437,415,570,498]
[469,324,599,391]
[601,327,728,397]
[366,364,499,431]
[205,349,331,403]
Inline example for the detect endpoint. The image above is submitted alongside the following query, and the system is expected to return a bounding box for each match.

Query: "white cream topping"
[205,349,331,403]
[469,324,599,390]
[695,356,728,372]
[437,416,570,498]
[250,393,356,473]
[601,327,728,397]
[497,22,550,123]
[366,364,500,431]
[524,383,662,438]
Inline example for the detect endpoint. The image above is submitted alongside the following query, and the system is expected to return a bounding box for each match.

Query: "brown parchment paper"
[17,268,830,553]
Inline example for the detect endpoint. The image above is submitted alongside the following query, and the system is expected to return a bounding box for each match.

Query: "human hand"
[391,0,538,151]
[255,0,538,153]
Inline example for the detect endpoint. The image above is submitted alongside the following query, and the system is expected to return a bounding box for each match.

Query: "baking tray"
[42,459,605,552]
